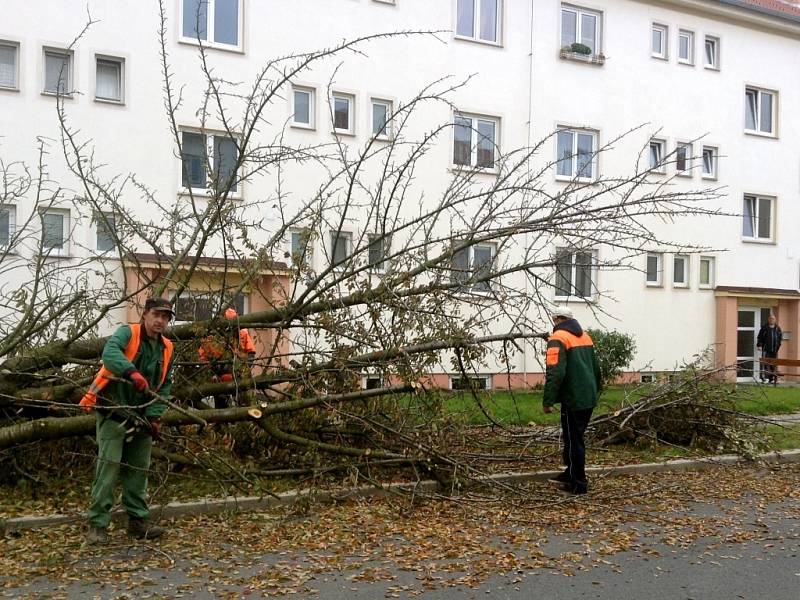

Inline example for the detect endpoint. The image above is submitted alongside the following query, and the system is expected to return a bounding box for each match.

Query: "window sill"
[178,188,243,201]
[651,54,668,61]
[291,122,316,131]
[645,282,663,288]
[559,50,605,65]
[332,130,356,137]
[449,165,500,176]
[555,175,596,184]
[699,284,714,290]
[701,174,718,181]
[454,35,503,48]
[554,297,595,304]
[704,65,720,72]
[0,85,20,93]
[676,172,693,178]
[672,284,690,289]
[649,169,667,176]
[744,130,777,140]
[41,91,74,99]
[177,38,244,54]
[741,237,775,245]
[677,60,695,66]
[94,97,125,106]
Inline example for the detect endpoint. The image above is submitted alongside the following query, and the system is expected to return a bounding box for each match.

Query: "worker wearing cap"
[80,297,176,543]
[198,306,256,408]
[542,306,602,495]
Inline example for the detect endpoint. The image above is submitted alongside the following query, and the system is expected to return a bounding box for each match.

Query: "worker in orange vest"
[198,307,256,408]
[79,297,176,544]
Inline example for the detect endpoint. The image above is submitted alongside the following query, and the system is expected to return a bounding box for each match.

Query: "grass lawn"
[444,384,800,427]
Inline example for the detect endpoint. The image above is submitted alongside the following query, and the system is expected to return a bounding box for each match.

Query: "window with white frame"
[699,256,715,288]
[332,93,355,134]
[452,242,496,292]
[289,228,313,267]
[649,138,666,172]
[0,41,19,90]
[43,48,73,95]
[651,24,668,59]
[646,253,663,286]
[745,87,776,135]
[701,146,717,179]
[291,86,314,128]
[561,4,602,55]
[742,194,774,242]
[371,98,392,139]
[40,209,70,256]
[95,56,124,103]
[453,113,499,169]
[330,231,352,265]
[556,128,597,179]
[95,212,117,252]
[367,234,389,271]
[704,36,719,69]
[672,254,689,287]
[456,0,501,44]
[676,142,692,175]
[180,130,239,193]
[363,375,383,390]
[451,374,491,390]
[181,0,242,48]
[173,290,247,323]
[678,30,694,64]
[0,204,15,247]
[555,248,596,299]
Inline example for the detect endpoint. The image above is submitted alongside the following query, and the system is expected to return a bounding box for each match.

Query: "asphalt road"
[5,497,798,599]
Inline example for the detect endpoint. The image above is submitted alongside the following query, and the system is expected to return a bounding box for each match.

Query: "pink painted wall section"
[777,299,799,378]
[715,296,738,381]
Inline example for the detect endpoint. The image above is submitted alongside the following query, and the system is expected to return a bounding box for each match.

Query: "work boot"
[547,470,571,485]
[127,516,166,540]
[86,526,109,545]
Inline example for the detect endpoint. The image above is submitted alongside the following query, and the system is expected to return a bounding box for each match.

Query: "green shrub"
[587,329,636,387]
[568,42,592,55]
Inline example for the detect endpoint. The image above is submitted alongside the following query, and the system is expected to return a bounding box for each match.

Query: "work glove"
[149,418,162,441]
[129,371,149,392]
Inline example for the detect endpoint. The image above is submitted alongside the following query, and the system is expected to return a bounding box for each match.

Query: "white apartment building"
[1,0,799,386]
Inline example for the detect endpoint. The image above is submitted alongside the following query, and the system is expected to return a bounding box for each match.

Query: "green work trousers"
[87,414,152,528]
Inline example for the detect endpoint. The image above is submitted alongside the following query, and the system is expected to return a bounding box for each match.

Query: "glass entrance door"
[737,307,773,381]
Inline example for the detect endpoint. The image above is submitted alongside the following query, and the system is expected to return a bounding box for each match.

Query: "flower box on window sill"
[559,49,606,65]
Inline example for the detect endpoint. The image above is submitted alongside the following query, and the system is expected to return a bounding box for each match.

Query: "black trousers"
[560,406,594,492]
[761,350,778,382]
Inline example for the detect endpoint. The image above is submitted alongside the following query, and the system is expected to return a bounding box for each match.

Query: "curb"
[3,449,799,534]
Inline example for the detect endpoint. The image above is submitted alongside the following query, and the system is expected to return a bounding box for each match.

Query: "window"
[95,56,123,103]
[364,375,384,390]
[43,49,72,95]
[640,373,656,383]
[556,128,597,179]
[745,87,776,135]
[453,113,499,169]
[704,36,719,69]
[651,24,668,59]
[742,195,774,242]
[367,234,389,271]
[180,131,239,193]
[0,41,19,90]
[95,213,117,252]
[40,209,69,256]
[678,30,694,64]
[330,231,352,265]
[291,86,315,128]
[672,255,688,287]
[0,204,15,247]
[452,242,496,292]
[451,374,490,390]
[371,98,392,139]
[332,93,354,134]
[699,256,715,288]
[649,138,665,173]
[561,5,602,55]
[646,253,662,286]
[701,146,717,179]
[181,0,242,48]
[173,291,247,323]
[555,248,596,299]
[289,228,313,266]
[456,0,501,44]
[676,142,692,175]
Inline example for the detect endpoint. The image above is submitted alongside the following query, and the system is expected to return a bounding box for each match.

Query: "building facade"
[1,0,799,384]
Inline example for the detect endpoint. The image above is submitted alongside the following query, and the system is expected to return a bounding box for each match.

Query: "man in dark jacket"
[757,314,782,384]
[543,307,602,495]
[80,297,176,544]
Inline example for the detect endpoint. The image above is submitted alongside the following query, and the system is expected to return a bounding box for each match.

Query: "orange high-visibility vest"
[78,323,174,411]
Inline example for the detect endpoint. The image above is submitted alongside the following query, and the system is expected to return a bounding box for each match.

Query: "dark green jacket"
[543,319,602,411]
[101,325,174,418]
